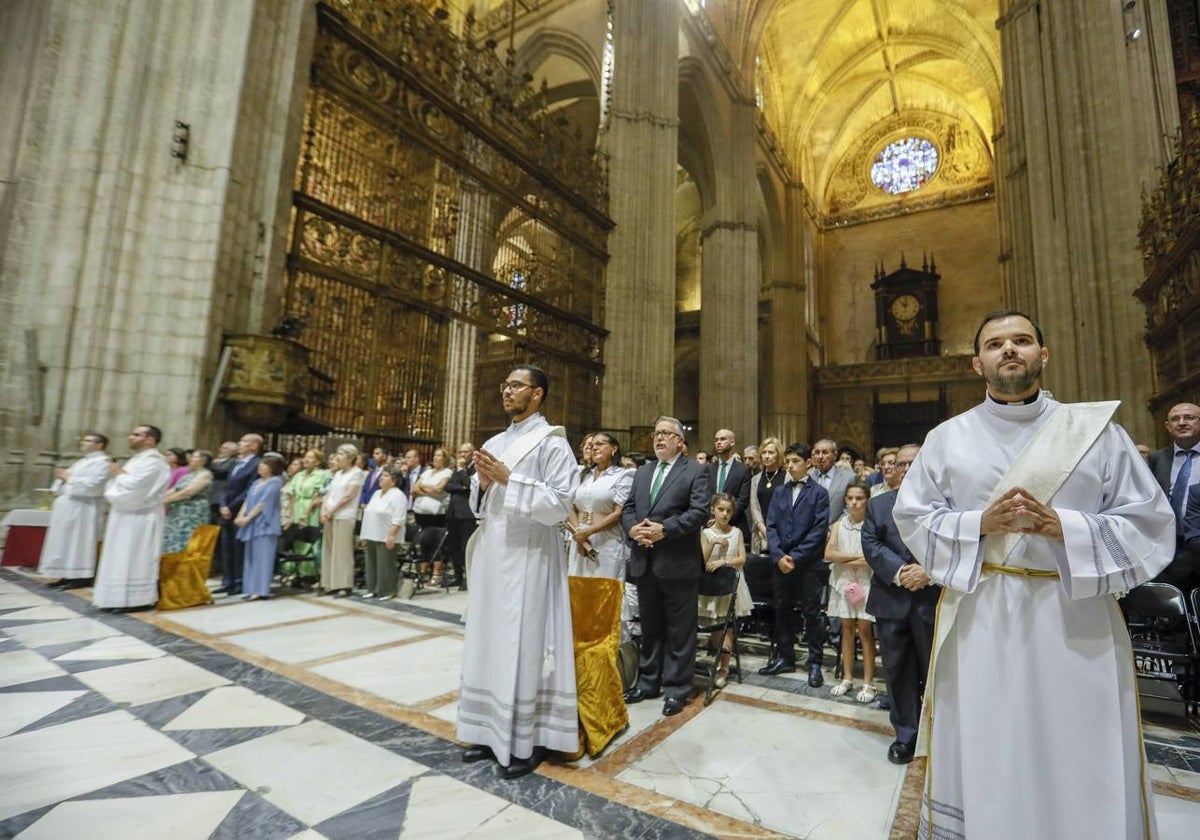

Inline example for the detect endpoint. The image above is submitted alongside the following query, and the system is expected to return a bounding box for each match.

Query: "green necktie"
[717,461,728,492]
[649,461,669,505]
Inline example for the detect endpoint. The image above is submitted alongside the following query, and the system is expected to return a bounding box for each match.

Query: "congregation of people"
[27,310,1200,838]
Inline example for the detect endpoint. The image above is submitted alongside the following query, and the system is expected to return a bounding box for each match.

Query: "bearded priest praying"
[892,310,1174,840]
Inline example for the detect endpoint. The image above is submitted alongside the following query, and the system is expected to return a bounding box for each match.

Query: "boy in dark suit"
[760,442,830,686]
[621,416,710,716]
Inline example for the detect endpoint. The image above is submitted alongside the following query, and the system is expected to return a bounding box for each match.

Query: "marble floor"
[1,569,1199,839]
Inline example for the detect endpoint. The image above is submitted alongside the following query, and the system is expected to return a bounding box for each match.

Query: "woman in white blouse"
[568,432,634,579]
[411,447,453,586]
[359,467,408,600]
[319,443,366,597]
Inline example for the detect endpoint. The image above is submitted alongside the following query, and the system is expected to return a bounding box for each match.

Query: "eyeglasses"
[1167,414,1199,425]
[499,381,532,395]
[652,430,679,439]
[895,460,914,469]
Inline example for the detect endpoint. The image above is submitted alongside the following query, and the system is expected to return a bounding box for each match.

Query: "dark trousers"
[219,517,244,591]
[876,610,935,745]
[772,561,825,666]
[445,517,477,584]
[634,573,698,701]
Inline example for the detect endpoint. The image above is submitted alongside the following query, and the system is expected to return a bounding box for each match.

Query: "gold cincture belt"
[982,563,1060,579]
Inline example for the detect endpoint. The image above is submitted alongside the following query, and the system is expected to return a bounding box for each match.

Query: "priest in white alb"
[893,310,1174,840]
[457,364,580,779]
[93,424,172,612]
[38,432,112,587]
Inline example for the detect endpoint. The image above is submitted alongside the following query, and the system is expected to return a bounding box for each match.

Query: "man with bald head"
[1148,401,1200,591]
[708,428,751,540]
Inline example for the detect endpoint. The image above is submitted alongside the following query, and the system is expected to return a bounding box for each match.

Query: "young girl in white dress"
[824,480,877,702]
[698,493,752,688]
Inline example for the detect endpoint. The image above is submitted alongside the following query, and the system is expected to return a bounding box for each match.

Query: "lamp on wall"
[170,121,190,162]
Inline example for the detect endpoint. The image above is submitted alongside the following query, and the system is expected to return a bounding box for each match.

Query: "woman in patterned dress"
[162,450,213,552]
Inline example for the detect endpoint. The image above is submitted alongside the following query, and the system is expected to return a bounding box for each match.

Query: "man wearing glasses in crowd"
[621,416,710,716]
[1148,402,1200,592]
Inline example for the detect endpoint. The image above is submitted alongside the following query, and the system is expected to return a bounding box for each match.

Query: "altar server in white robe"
[457,364,580,779]
[93,424,172,611]
[893,310,1174,840]
[38,432,112,586]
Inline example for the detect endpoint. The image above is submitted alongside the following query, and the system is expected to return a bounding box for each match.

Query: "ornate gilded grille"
[285,0,611,445]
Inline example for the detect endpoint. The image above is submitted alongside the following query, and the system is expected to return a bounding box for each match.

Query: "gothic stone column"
[599,0,680,437]
[996,0,1177,441]
[698,99,760,448]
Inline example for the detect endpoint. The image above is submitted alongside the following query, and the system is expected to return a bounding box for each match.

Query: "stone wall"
[818,199,1004,366]
[0,0,312,506]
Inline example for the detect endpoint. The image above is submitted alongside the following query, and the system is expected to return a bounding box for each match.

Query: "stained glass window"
[870,138,939,195]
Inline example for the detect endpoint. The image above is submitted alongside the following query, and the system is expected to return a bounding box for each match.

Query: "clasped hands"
[628,518,665,548]
[981,486,1063,542]
[472,448,509,491]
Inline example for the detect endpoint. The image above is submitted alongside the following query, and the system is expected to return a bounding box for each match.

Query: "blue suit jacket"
[220,454,261,516]
[765,478,830,569]
[861,490,940,621]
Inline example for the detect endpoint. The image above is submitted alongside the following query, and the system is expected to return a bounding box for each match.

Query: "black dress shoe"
[662,697,686,716]
[461,744,494,763]
[61,578,94,589]
[758,659,796,676]
[808,663,825,688]
[500,751,543,779]
[623,686,662,704]
[887,740,915,765]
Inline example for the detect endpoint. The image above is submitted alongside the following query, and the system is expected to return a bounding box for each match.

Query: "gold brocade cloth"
[158,525,219,610]
[567,576,628,760]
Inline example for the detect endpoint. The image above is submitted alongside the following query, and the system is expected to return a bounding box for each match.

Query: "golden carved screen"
[285,0,611,445]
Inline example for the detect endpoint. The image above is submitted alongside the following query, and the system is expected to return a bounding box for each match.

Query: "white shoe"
[856,684,877,703]
[830,679,854,697]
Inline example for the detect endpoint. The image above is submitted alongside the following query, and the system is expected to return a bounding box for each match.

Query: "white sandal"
[830,679,854,697]
[856,684,877,703]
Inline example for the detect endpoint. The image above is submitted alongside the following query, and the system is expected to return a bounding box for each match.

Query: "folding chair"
[742,552,776,652]
[696,566,744,705]
[276,524,322,589]
[1122,582,1199,717]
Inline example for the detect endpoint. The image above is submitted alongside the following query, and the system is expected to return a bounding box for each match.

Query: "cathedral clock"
[871,254,941,360]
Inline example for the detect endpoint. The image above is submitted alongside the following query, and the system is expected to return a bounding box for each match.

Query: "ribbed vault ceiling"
[746,0,1002,202]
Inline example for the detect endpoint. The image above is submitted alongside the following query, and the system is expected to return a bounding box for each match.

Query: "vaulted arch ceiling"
[751,0,1001,203]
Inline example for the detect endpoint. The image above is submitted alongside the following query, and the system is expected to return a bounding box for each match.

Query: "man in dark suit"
[709,428,752,540]
[1148,402,1200,593]
[360,446,390,508]
[214,433,262,595]
[861,443,940,765]
[621,415,710,716]
[443,442,477,590]
[760,442,830,685]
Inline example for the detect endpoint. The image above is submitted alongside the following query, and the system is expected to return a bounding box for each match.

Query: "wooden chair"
[158,525,220,611]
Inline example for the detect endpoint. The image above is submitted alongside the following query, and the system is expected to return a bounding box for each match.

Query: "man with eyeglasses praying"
[1148,401,1200,592]
[620,416,710,717]
[93,424,172,612]
[457,365,580,779]
[38,432,112,589]
[891,310,1174,840]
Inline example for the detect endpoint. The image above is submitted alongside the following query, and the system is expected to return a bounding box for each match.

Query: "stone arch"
[514,28,602,149]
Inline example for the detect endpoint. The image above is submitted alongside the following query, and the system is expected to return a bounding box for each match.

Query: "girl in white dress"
[698,493,752,688]
[824,480,877,702]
